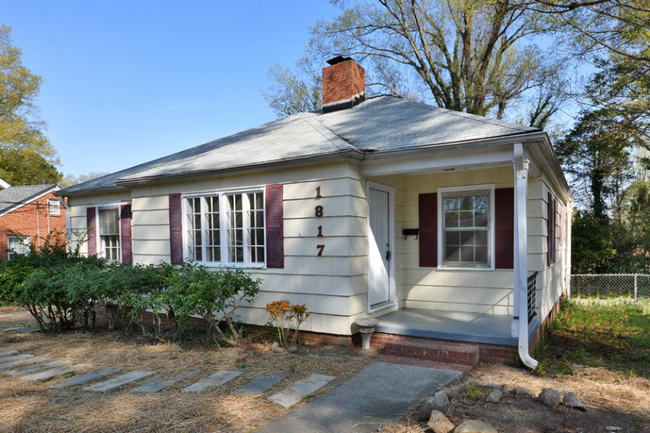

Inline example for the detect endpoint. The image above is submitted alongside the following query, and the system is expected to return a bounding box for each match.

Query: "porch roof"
[374,308,540,346]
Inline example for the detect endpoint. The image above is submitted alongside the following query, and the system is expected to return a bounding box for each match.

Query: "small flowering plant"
[266,300,311,348]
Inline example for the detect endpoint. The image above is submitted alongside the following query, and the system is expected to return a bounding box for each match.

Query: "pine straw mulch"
[0,329,377,433]
[377,362,650,433]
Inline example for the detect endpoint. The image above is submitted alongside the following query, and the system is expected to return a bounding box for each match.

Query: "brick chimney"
[322,56,366,114]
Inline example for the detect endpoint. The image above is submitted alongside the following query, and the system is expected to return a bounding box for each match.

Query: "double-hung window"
[98,208,120,262]
[439,185,495,269]
[185,190,265,267]
[7,236,30,260]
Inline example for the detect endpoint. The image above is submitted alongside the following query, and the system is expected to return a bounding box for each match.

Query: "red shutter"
[418,193,437,267]
[120,204,132,265]
[169,194,183,265]
[86,207,97,256]
[547,192,552,267]
[552,198,557,263]
[495,188,515,269]
[266,184,284,268]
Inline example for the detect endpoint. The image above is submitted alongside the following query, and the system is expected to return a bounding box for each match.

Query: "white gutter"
[513,142,538,369]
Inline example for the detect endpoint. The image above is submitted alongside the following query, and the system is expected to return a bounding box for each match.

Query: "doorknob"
[386,250,391,261]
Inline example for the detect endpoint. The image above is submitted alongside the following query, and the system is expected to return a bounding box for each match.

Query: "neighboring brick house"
[0,179,66,260]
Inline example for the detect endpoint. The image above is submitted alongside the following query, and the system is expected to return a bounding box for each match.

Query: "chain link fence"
[570,274,650,301]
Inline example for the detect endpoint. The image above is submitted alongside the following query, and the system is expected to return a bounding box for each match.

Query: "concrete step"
[378,355,472,375]
[383,339,479,367]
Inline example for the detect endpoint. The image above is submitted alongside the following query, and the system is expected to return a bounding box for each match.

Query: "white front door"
[368,183,394,309]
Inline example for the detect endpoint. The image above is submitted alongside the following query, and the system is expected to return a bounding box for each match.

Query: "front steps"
[379,338,480,375]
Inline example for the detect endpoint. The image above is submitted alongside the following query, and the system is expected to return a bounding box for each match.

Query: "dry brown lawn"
[0,308,375,433]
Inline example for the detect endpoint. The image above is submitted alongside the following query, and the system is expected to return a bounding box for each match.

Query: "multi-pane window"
[247,192,265,264]
[99,208,120,262]
[185,190,265,266]
[187,197,202,261]
[442,190,490,267]
[205,197,220,262]
[7,236,30,260]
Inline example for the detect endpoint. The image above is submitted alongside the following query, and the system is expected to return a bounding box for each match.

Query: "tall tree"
[262,57,323,119]
[307,0,567,121]
[0,25,60,185]
[527,0,650,63]
[555,108,636,222]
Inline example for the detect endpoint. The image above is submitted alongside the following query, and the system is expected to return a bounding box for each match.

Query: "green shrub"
[0,230,263,342]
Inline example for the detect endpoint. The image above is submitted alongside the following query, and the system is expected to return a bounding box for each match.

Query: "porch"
[373,308,541,347]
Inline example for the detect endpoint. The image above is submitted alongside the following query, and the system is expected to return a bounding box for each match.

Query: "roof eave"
[113,150,365,188]
[0,185,60,217]
[360,130,546,160]
[360,129,573,202]
[54,184,130,198]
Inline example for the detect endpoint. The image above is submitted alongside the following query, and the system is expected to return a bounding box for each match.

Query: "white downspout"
[513,143,538,369]
[565,201,573,299]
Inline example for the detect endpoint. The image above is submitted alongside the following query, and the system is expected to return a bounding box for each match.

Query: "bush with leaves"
[266,300,311,348]
[1,230,263,341]
[175,265,262,346]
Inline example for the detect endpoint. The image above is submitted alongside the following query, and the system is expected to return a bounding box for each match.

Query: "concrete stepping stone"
[132,372,193,394]
[0,357,51,372]
[268,374,335,408]
[235,373,289,396]
[21,364,88,381]
[1,327,22,333]
[182,370,242,393]
[52,368,122,390]
[84,371,155,393]
[6,360,72,378]
[0,350,19,357]
[15,327,40,333]
[0,354,34,364]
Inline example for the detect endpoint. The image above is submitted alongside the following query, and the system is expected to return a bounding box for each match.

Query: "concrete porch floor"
[374,308,540,346]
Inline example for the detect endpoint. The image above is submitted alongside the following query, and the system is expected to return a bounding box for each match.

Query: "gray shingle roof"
[59,96,540,195]
[0,185,57,215]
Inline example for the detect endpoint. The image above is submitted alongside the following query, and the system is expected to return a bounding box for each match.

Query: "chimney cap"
[326,55,353,66]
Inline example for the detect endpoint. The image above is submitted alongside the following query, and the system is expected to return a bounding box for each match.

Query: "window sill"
[188,261,267,270]
[437,265,495,271]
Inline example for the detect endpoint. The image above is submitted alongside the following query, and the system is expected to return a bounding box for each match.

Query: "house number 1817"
[316,186,324,256]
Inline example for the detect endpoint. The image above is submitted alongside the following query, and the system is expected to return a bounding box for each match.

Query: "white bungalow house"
[57,58,572,367]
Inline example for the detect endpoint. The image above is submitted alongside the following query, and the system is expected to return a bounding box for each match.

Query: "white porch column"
[512,143,538,369]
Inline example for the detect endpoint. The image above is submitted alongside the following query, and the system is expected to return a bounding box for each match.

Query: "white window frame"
[7,235,30,260]
[95,204,121,263]
[437,184,496,270]
[48,199,61,215]
[182,187,266,268]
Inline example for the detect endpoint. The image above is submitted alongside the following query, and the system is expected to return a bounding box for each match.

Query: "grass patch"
[544,298,650,378]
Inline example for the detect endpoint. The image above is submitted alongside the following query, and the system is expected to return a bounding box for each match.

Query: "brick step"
[383,339,479,367]
[378,355,472,375]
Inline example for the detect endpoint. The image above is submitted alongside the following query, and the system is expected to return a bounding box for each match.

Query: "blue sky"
[2,1,339,177]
